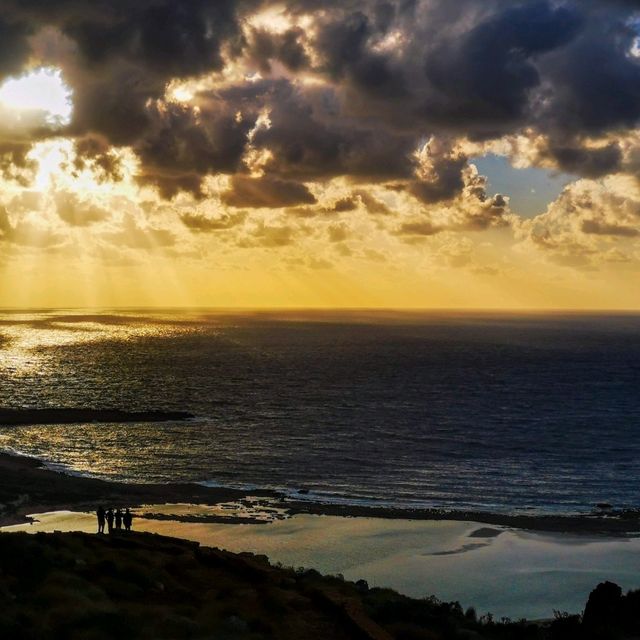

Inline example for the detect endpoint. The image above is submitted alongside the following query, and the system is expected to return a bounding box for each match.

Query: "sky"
[0,0,639,310]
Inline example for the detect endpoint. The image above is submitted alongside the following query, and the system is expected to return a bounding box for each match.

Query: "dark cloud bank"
[1,0,640,212]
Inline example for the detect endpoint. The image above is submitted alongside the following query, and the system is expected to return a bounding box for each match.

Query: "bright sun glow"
[0,67,73,126]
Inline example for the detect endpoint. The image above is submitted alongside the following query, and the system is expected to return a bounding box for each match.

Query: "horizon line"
[0,305,639,315]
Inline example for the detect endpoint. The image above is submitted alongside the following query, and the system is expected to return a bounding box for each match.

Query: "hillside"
[0,531,637,639]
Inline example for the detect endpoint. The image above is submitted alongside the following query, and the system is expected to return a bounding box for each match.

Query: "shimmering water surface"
[1,310,639,514]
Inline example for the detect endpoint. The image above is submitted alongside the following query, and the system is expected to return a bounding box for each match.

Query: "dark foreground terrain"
[0,531,637,640]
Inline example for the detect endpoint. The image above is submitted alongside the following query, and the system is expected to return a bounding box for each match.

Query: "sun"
[0,67,73,127]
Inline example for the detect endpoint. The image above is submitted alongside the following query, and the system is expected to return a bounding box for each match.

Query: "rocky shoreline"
[1,450,639,536]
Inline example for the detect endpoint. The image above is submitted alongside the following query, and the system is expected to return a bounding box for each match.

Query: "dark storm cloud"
[423,2,583,136]
[312,10,408,98]
[135,100,252,198]
[236,79,416,181]
[64,1,238,75]
[409,153,468,204]
[540,15,640,135]
[2,0,640,202]
[0,17,32,79]
[71,136,124,182]
[5,0,241,75]
[1,0,249,151]
[545,142,623,179]
[0,144,36,186]
[246,27,310,73]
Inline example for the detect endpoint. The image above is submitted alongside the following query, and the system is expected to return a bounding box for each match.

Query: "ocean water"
[0,309,639,515]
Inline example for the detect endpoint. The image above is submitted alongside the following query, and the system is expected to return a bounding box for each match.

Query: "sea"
[0,309,639,516]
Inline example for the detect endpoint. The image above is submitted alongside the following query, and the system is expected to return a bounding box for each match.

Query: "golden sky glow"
[0,2,639,310]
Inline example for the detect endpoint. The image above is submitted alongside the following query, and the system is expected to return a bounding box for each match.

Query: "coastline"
[1,450,639,536]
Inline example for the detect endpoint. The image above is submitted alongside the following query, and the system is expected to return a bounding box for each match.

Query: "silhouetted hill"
[0,531,638,639]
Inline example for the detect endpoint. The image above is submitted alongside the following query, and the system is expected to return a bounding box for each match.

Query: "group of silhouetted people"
[96,506,134,534]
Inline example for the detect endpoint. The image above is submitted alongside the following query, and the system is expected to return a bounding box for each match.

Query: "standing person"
[123,508,133,531]
[106,508,114,534]
[96,506,106,534]
[115,508,123,531]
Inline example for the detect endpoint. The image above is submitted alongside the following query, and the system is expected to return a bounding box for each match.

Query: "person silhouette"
[123,508,133,531]
[96,506,106,534]
[115,508,123,530]
[106,508,114,534]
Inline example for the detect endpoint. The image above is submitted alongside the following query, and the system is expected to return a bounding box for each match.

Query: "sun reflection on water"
[0,312,203,381]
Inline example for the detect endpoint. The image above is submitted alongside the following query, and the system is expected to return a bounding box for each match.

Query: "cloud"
[135,100,253,198]
[55,191,110,226]
[0,206,64,248]
[181,211,247,232]
[0,3,634,161]
[545,142,623,179]
[103,214,175,250]
[72,136,124,183]
[398,157,512,239]
[246,26,310,73]
[517,177,640,268]
[399,220,441,236]
[328,223,349,242]
[408,139,468,204]
[313,9,408,98]
[239,221,296,248]
[328,197,359,213]
[222,175,317,208]
[0,17,32,80]
[424,1,583,136]
[0,207,12,238]
[353,190,391,215]
[0,0,638,282]
[581,220,639,238]
[540,16,640,136]
[0,0,636,193]
[0,143,36,186]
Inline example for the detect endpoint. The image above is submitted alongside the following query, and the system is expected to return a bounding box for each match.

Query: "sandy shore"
[1,450,639,535]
